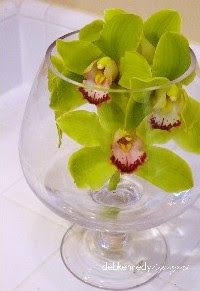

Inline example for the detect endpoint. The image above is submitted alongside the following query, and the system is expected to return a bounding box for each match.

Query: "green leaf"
[130,77,169,90]
[138,36,155,64]
[181,96,200,128]
[57,40,102,75]
[48,69,57,92]
[119,51,152,89]
[51,55,65,72]
[49,72,85,112]
[125,97,151,130]
[136,117,172,145]
[108,171,120,191]
[136,146,193,192]
[48,56,85,113]
[130,77,169,103]
[101,207,120,219]
[144,9,181,46]
[68,146,115,190]
[152,32,191,80]
[104,8,126,22]
[98,100,125,133]
[97,13,143,61]
[48,55,82,92]
[181,71,196,86]
[79,20,104,42]
[55,111,63,147]
[110,92,130,114]
[57,110,106,147]
[173,122,200,154]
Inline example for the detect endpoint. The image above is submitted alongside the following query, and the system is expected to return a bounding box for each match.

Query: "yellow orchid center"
[117,135,133,152]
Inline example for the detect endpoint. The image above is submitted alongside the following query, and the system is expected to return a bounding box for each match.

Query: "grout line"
[14,248,60,290]
[0,175,23,196]
[192,205,200,212]
[2,184,69,228]
[0,13,18,22]
[160,237,200,287]
[161,282,187,291]
[18,13,78,30]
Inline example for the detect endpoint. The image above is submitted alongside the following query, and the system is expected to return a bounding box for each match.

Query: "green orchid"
[54,11,144,106]
[137,86,200,154]
[78,56,118,105]
[48,9,145,112]
[55,39,117,105]
[56,108,193,193]
[48,8,199,194]
[144,9,181,47]
[137,9,181,63]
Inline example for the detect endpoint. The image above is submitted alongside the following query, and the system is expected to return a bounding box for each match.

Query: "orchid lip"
[111,152,147,173]
[79,86,110,105]
[150,106,182,131]
[150,116,181,131]
[110,132,147,173]
[79,58,116,105]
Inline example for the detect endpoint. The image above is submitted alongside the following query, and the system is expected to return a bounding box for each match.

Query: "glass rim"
[46,30,197,93]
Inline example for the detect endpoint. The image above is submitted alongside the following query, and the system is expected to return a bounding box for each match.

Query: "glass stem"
[95,231,130,252]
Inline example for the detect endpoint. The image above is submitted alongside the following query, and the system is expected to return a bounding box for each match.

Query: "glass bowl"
[19,31,200,290]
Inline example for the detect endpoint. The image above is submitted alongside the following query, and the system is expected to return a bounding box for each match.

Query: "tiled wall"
[0,1,21,94]
[1,0,97,93]
[44,0,200,42]
[2,0,200,93]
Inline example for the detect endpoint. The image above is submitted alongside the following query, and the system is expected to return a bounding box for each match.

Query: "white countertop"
[1,1,200,290]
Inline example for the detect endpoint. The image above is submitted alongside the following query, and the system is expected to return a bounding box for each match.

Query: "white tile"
[0,196,65,291]
[191,42,200,67]
[161,283,187,290]
[45,23,72,49]
[45,6,97,30]
[19,0,49,20]
[0,84,30,129]
[158,207,200,281]
[0,15,22,93]
[193,196,200,209]
[137,278,167,291]
[0,0,17,21]
[19,16,46,83]
[169,244,200,291]
[0,127,23,193]
[0,84,30,193]
[15,250,166,291]
[14,250,96,291]
[4,178,69,227]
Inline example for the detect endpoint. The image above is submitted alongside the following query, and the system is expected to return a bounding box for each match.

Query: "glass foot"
[60,225,167,290]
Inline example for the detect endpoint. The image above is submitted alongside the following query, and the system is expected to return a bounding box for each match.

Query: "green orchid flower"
[137,85,200,154]
[56,108,193,193]
[149,85,184,131]
[134,28,200,153]
[54,11,143,105]
[144,9,181,47]
[48,7,198,195]
[137,9,181,64]
[78,56,118,105]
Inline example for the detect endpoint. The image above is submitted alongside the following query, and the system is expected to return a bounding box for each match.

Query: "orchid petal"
[57,40,103,75]
[136,146,193,192]
[97,14,143,61]
[152,32,191,80]
[57,110,107,147]
[144,9,181,46]
[69,146,116,190]
[79,20,104,42]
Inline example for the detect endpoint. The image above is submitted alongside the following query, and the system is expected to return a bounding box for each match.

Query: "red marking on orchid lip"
[79,87,110,105]
[111,152,147,173]
[150,116,181,131]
